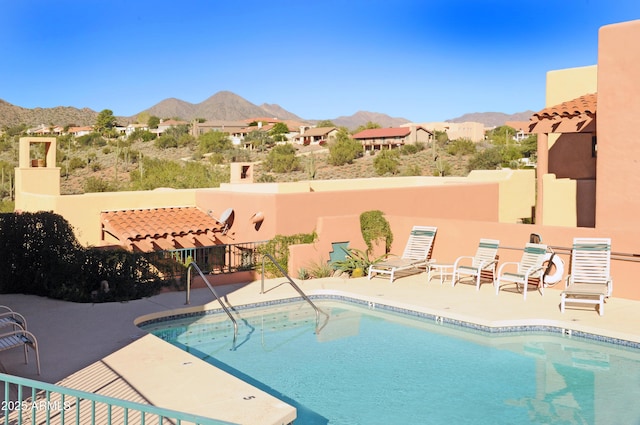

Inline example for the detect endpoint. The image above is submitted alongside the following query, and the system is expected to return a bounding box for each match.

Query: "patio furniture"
[495,243,548,300]
[452,238,500,290]
[428,263,454,285]
[561,238,612,316]
[0,305,27,331]
[0,329,40,375]
[367,226,437,283]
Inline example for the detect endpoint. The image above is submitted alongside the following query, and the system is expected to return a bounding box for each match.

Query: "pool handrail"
[260,252,329,334]
[185,261,238,344]
[1,372,236,425]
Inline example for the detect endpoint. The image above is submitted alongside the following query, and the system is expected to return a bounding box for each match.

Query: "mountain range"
[0,91,534,130]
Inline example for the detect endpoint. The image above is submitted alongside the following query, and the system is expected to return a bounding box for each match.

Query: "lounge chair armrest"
[497,261,519,275]
[0,311,27,327]
[453,256,474,268]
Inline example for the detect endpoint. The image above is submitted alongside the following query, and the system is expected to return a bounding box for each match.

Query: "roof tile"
[533,93,597,120]
[101,207,223,252]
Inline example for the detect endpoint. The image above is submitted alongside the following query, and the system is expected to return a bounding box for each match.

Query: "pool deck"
[2,272,640,424]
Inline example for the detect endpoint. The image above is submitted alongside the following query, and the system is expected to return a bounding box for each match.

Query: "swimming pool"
[140,298,640,425]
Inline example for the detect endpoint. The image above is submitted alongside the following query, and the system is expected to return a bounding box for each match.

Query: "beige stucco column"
[535,133,549,224]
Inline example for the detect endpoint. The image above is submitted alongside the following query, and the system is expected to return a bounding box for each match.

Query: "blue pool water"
[140,300,640,425]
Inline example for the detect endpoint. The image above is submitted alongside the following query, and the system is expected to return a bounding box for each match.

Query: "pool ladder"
[261,253,329,334]
[185,261,239,344]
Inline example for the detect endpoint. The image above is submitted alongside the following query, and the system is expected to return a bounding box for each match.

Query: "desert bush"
[76,133,107,148]
[446,138,476,156]
[328,132,362,166]
[130,158,229,190]
[400,143,424,155]
[84,176,117,193]
[306,259,334,278]
[257,173,276,182]
[402,164,422,176]
[263,144,300,173]
[68,156,86,171]
[373,149,400,175]
[467,147,503,171]
[198,131,232,154]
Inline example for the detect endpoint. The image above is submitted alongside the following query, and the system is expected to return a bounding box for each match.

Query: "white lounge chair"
[0,329,40,375]
[0,305,27,331]
[561,238,612,316]
[367,226,437,283]
[452,238,500,290]
[496,243,548,300]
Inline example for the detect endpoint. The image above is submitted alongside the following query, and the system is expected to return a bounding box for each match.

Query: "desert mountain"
[332,111,410,130]
[0,91,534,130]
[0,99,99,128]
[143,91,283,122]
[447,111,535,127]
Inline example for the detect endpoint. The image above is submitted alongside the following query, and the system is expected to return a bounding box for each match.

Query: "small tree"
[354,121,381,133]
[269,122,290,142]
[94,109,117,135]
[148,116,160,129]
[328,128,362,166]
[315,120,336,127]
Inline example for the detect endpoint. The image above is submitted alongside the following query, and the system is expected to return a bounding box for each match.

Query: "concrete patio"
[1,271,639,423]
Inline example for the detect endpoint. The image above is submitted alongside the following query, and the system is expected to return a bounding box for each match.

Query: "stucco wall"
[546,65,597,106]
[290,214,640,301]
[548,133,596,179]
[595,19,640,229]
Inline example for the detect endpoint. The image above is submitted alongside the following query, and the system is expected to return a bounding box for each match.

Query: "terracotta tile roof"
[532,93,597,120]
[298,127,337,137]
[101,207,223,252]
[352,127,412,139]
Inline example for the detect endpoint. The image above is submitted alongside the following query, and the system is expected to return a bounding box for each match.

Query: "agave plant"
[331,247,386,277]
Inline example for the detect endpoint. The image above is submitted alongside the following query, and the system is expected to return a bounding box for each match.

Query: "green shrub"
[0,212,170,302]
[360,210,393,254]
[258,232,317,277]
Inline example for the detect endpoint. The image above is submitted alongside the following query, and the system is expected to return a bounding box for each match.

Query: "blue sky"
[2,1,639,122]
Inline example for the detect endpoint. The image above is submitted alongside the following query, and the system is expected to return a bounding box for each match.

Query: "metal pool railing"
[1,373,236,425]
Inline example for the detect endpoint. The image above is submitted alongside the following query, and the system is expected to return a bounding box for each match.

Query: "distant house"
[154,119,189,136]
[505,120,533,142]
[67,126,94,137]
[352,126,432,151]
[410,122,486,142]
[190,120,248,138]
[295,127,338,145]
[125,123,149,137]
